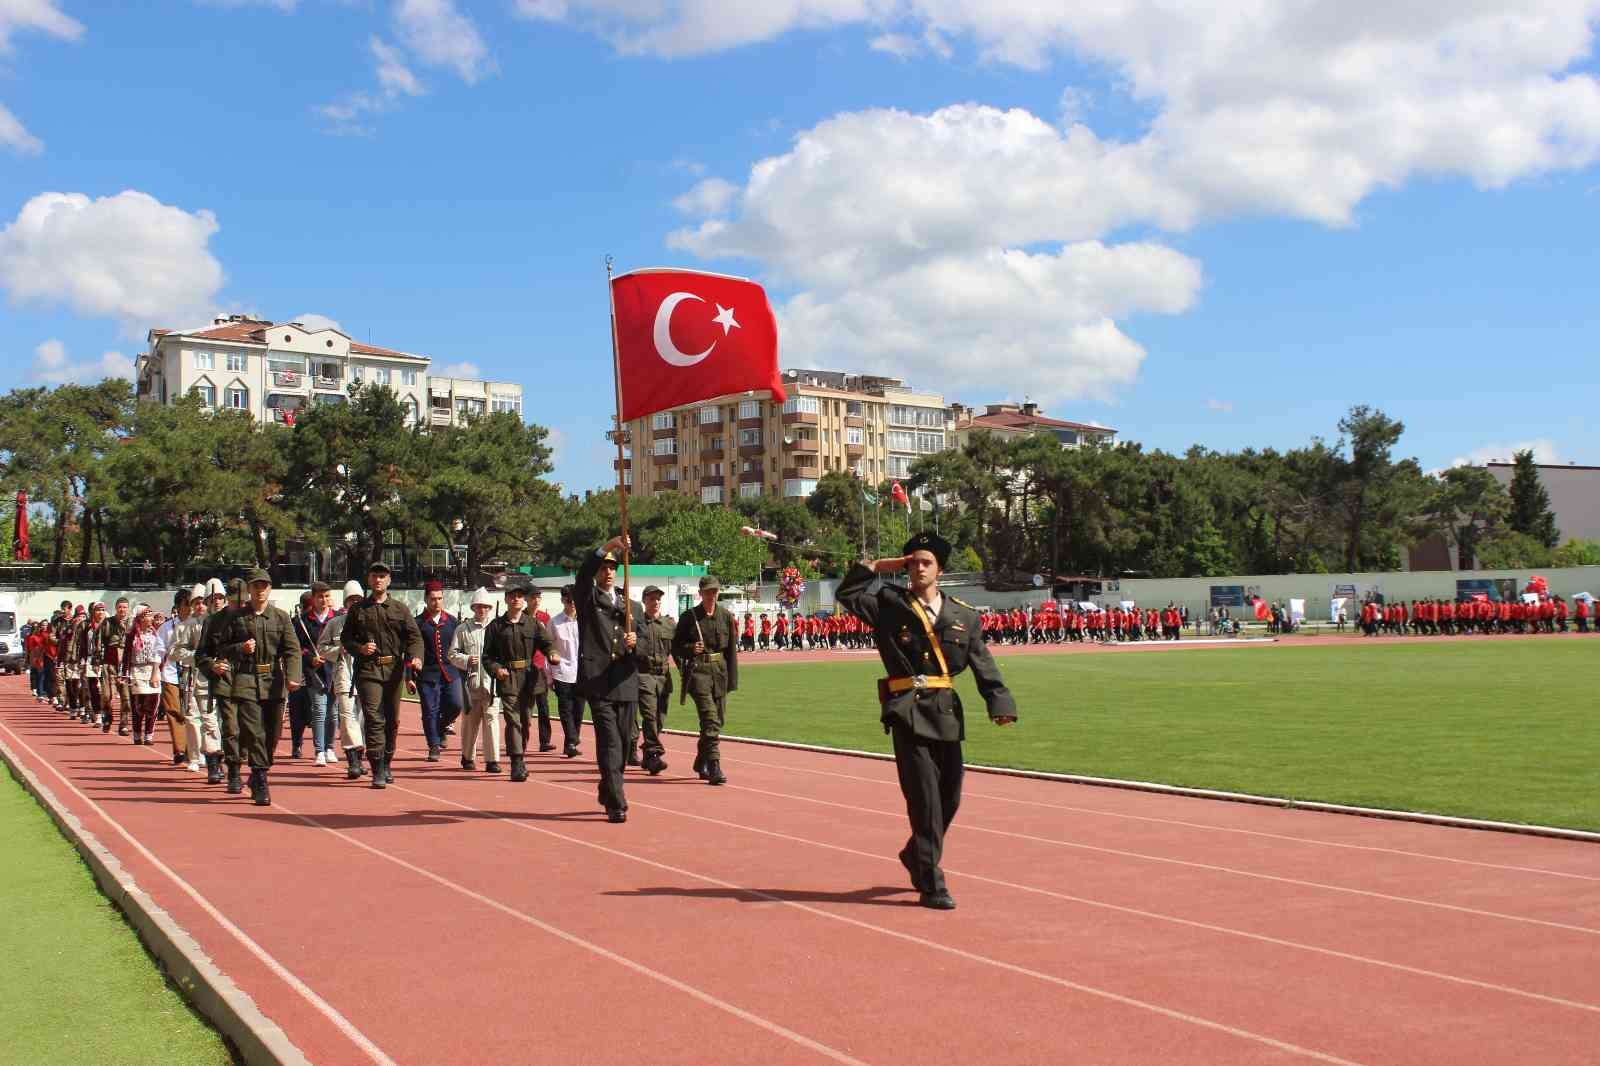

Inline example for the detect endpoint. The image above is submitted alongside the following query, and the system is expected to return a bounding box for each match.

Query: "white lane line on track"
[682,778,1600,1015]
[661,739,1600,884]
[271,802,870,1066]
[0,718,399,1066]
[392,781,1368,1066]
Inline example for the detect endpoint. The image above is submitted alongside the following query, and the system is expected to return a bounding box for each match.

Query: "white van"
[0,594,20,673]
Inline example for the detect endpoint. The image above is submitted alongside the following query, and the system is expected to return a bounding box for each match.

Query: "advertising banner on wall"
[1210,585,1245,608]
[1456,578,1518,602]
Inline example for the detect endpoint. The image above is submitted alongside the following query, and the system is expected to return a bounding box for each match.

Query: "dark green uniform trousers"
[356,673,405,762]
[235,696,285,770]
[588,698,631,812]
[636,673,669,760]
[217,695,242,765]
[687,661,727,764]
[890,720,964,897]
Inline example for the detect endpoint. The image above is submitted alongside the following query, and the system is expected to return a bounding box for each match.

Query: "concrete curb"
[665,729,1600,845]
[0,730,312,1066]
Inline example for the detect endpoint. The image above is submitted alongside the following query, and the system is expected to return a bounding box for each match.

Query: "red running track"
[3,677,1598,1065]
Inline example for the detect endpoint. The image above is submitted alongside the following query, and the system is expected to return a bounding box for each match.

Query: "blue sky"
[2,1,1598,493]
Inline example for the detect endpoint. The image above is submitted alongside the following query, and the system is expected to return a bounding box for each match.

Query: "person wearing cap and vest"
[200,578,248,792]
[414,581,460,763]
[575,537,638,822]
[178,582,222,777]
[99,597,134,735]
[838,531,1017,911]
[342,560,424,788]
[154,588,198,770]
[213,569,303,806]
[317,580,369,779]
[632,585,674,775]
[671,574,738,786]
[449,587,502,773]
[481,582,560,781]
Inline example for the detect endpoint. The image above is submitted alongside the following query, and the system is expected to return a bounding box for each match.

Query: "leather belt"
[645,668,669,676]
[884,674,952,695]
[507,659,529,669]
[252,664,272,675]
[697,652,724,664]
[373,654,396,665]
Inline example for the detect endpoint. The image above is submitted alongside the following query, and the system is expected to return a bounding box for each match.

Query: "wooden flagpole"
[605,255,632,624]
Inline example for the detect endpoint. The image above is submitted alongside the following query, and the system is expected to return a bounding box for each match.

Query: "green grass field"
[723,641,1600,831]
[0,768,236,1066]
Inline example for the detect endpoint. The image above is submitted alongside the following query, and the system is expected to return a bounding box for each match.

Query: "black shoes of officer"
[918,891,957,910]
[693,754,707,779]
[426,745,440,762]
[485,761,501,773]
[563,744,579,759]
[644,755,667,776]
[461,757,476,771]
[539,743,556,753]
[103,719,113,733]
[606,808,627,824]
[225,763,243,794]
[171,751,185,765]
[291,744,302,760]
[509,757,528,782]
[369,757,387,789]
[898,846,928,893]
[346,750,363,779]
[117,725,128,736]
[705,760,726,786]
[205,754,223,785]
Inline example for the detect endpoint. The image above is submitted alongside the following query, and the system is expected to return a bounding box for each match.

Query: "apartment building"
[948,402,1117,449]
[135,316,521,430]
[615,368,948,503]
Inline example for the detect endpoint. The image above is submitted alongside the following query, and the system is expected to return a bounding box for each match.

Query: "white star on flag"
[712,303,740,335]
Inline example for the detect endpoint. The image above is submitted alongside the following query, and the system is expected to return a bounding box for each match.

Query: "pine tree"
[1505,450,1559,548]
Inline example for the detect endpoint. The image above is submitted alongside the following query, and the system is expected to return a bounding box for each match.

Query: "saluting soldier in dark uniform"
[837,532,1017,911]
[574,536,638,823]
[481,580,561,783]
[213,569,303,806]
[199,578,247,793]
[341,560,423,788]
[671,575,738,786]
[633,585,674,775]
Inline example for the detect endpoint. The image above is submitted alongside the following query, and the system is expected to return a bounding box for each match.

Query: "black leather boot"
[509,756,527,782]
[225,762,243,794]
[706,760,726,786]
[346,749,362,780]
[252,769,271,807]
[205,753,223,784]
[369,756,386,789]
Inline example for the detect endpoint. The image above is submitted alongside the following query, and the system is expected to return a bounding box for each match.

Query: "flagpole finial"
[605,254,615,276]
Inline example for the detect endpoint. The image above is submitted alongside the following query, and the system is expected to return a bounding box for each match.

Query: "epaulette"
[949,596,975,611]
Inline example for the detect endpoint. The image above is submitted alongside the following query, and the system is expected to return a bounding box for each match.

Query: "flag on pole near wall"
[891,481,910,509]
[611,268,784,422]
[13,492,27,562]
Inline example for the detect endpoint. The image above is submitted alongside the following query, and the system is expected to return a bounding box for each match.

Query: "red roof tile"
[962,410,1115,435]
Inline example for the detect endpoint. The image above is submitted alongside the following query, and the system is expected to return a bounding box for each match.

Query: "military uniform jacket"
[481,613,556,704]
[574,547,638,703]
[837,563,1016,742]
[341,597,423,681]
[197,607,238,697]
[633,613,675,695]
[214,605,304,702]
[670,604,738,693]
[96,616,129,670]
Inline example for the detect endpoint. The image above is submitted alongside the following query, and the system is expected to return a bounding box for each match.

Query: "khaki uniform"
[213,605,303,769]
[672,604,739,769]
[199,607,243,766]
[480,613,557,767]
[633,612,674,765]
[340,597,423,768]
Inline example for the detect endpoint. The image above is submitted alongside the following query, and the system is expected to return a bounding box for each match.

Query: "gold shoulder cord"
[906,596,951,678]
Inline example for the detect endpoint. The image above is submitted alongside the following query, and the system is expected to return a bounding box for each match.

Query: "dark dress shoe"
[898,847,928,893]
[606,809,627,824]
[172,752,185,765]
[461,758,476,771]
[539,744,556,753]
[369,758,387,788]
[425,747,440,762]
[117,726,128,736]
[644,756,667,776]
[693,754,707,779]
[918,891,957,910]
[563,745,580,759]
[291,746,302,760]
[253,772,272,807]
[485,762,501,773]
[706,761,726,786]
[383,763,395,784]
[509,758,528,782]
[225,764,243,794]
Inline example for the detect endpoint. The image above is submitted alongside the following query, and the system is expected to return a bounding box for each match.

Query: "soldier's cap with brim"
[902,531,953,568]
[227,577,247,598]
[246,567,272,586]
[505,581,531,596]
[642,585,664,598]
[597,550,619,568]
[698,575,720,591]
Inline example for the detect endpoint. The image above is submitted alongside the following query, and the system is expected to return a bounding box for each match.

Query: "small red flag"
[891,481,910,509]
[611,269,784,422]
[13,491,28,563]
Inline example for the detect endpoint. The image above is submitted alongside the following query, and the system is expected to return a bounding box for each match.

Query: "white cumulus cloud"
[0,101,41,154]
[395,0,493,84]
[434,360,480,378]
[292,313,342,333]
[1450,439,1565,468]
[672,177,738,216]
[0,0,83,52]
[0,190,225,333]
[30,338,134,385]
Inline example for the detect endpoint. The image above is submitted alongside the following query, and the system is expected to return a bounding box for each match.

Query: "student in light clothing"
[450,588,502,773]
[548,586,583,759]
[317,581,369,779]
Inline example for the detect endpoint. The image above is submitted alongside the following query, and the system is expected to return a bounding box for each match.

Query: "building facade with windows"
[947,402,1117,450]
[135,316,520,430]
[614,368,948,504]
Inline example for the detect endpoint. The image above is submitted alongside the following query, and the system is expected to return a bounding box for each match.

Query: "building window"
[653,437,677,456]
[888,456,914,478]
[351,365,365,382]
[781,396,820,415]
[852,460,864,477]
[267,355,305,375]
[699,406,721,425]
[226,384,248,411]
[193,383,215,407]
[373,367,391,386]
[623,469,633,487]
[404,398,419,423]
[783,479,817,498]
[315,362,341,383]
[738,399,761,420]
[846,400,862,416]
[225,352,248,372]
[846,426,863,446]
[701,485,724,504]
[192,350,213,370]
[888,430,917,452]
[651,411,676,431]
[740,482,761,499]
[491,393,521,415]
[314,393,346,407]
[917,432,943,454]
[402,369,419,386]
[739,428,761,447]
[454,397,485,420]
[890,404,943,428]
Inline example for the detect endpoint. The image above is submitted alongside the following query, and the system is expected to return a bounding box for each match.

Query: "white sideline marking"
[392,781,1369,1066]
[0,719,398,1066]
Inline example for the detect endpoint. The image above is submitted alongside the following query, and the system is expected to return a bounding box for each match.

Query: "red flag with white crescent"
[611,268,784,422]
[13,491,27,562]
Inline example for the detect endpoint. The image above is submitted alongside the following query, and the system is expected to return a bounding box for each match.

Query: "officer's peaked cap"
[902,531,952,568]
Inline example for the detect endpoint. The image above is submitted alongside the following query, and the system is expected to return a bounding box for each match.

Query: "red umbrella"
[13,491,28,562]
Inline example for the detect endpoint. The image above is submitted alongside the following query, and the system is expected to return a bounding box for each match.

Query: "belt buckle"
[912,674,927,690]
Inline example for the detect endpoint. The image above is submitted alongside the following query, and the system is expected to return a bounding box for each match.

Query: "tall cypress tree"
[1506,449,1559,548]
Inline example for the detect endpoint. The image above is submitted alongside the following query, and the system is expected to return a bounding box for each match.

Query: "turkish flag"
[891,481,910,509]
[611,269,784,422]
[13,491,27,563]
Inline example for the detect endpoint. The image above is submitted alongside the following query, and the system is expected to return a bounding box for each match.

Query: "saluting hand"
[870,556,910,575]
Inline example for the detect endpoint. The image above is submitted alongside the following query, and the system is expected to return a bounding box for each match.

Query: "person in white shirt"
[549,584,583,758]
[316,581,369,780]
[449,588,502,773]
